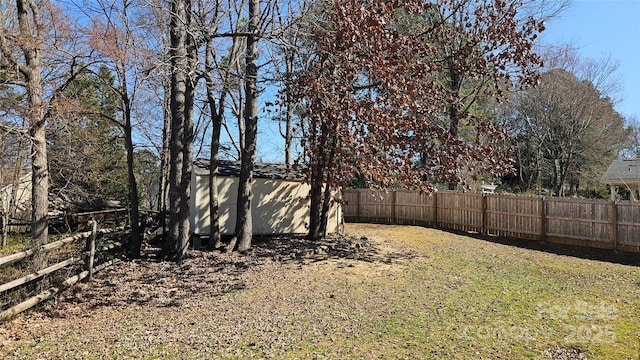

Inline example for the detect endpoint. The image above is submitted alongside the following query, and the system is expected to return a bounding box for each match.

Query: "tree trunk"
[205,39,227,249]
[207,116,222,249]
[552,157,561,196]
[318,179,332,239]
[2,143,27,248]
[30,111,48,267]
[317,132,338,239]
[182,13,196,249]
[447,68,462,191]
[159,80,171,233]
[308,126,329,241]
[307,172,324,241]
[1,215,7,248]
[17,0,48,267]
[230,0,259,253]
[284,51,295,167]
[123,100,141,258]
[207,153,221,249]
[557,153,572,198]
[164,0,192,260]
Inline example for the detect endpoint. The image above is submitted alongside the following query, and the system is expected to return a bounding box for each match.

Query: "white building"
[601,159,640,201]
[190,159,342,236]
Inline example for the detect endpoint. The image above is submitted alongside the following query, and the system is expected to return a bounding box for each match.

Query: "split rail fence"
[0,220,127,322]
[343,189,640,253]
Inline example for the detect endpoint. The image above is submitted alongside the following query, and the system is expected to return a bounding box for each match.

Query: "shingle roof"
[193,158,305,181]
[601,159,640,184]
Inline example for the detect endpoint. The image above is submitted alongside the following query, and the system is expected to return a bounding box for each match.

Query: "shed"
[601,159,640,201]
[190,159,342,236]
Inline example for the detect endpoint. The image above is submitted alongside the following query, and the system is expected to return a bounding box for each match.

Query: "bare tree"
[0,0,49,253]
[503,46,630,196]
[193,0,277,252]
[196,0,245,249]
[269,0,314,166]
[542,44,623,98]
[506,68,628,196]
[0,0,87,258]
[83,0,166,258]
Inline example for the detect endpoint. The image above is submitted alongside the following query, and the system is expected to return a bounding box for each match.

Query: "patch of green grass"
[277,225,640,359]
[0,233,30,255]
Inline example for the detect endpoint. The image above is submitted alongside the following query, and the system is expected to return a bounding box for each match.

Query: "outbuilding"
[190,159,342,236]
[601,159,640,201]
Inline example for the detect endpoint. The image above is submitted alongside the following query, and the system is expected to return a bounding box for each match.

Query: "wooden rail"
[0,220,128,321]
[0,226,125,268]
[0,257,121,321]
[343,189,640,253]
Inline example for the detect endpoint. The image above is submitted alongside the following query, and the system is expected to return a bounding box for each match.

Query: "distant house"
[190,159,342,236]
[0,173,31,216]
[601,159,640,201]
[0,173,31,232]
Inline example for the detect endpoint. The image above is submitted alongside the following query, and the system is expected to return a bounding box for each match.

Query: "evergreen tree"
[48,66,129,206]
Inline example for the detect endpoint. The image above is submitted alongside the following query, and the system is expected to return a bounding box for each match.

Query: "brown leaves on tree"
[291,0,543,201]
[290,0,547,238]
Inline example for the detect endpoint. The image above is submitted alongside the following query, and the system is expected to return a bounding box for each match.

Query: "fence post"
[391,190,397,225]
[481,194,487,235]
[84,219,97,282]
[611,201,618,251]
[355,190,361,222]
[539,197,546,242]
[433,192,438,228]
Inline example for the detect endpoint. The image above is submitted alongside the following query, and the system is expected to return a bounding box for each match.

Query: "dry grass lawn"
[0,223,639,359]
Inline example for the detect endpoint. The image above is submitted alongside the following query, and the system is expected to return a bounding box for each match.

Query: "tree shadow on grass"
[450,229,640,267]
[248,233,421,265]
[45,233,415,317]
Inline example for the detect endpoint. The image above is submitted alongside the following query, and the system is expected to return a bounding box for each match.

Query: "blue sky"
[540,0,640,121]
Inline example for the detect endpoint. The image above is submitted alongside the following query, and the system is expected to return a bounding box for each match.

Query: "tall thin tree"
[227,0,259,252]
[164,0,195,260]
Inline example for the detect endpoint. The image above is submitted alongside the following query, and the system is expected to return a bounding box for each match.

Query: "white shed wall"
[190,174,342,236]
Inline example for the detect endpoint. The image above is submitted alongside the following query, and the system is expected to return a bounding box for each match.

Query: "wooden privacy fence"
[343,189,640,253]
[0,221,126,321]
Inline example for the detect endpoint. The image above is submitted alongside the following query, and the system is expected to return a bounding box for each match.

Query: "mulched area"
[42,233,381,316]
